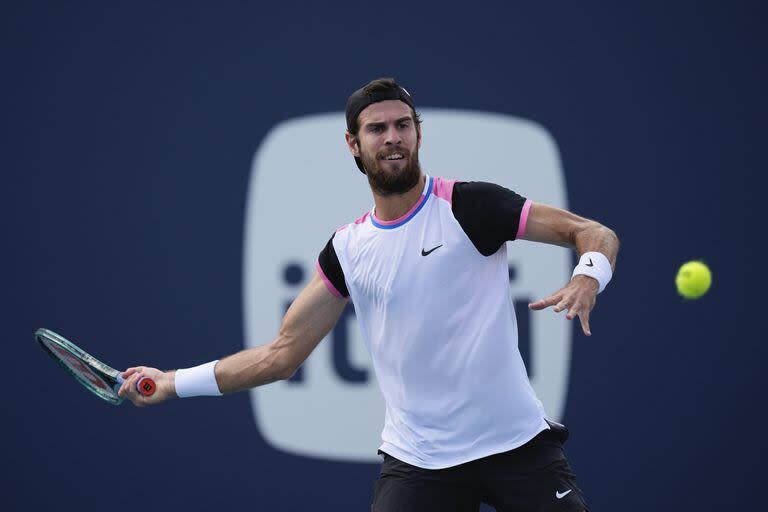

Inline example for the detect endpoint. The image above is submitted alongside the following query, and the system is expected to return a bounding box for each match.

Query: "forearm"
[523,204,619,270]
[212,274,346,394]
[214,340,293,394]
[164,273,345,398]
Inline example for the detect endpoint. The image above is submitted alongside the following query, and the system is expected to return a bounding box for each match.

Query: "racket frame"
[36,328,132,405]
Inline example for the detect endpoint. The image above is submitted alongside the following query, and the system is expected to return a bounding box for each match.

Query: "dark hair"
[346,77,422,136]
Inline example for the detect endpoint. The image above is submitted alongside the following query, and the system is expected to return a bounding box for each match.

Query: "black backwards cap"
[345,81,416,174]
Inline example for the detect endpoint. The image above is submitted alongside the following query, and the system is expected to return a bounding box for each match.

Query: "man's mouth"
[380,152,405,161]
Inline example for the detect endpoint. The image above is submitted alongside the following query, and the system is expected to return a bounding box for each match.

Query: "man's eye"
[369,126,382,133]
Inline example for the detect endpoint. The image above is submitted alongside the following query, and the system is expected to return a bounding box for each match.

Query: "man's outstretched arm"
[118,271,348,406]
[522,202,620,336]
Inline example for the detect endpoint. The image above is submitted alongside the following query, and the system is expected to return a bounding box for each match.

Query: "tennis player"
[120,78,618,511]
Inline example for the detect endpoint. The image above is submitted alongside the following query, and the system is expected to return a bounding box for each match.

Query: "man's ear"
[345,132,360,157]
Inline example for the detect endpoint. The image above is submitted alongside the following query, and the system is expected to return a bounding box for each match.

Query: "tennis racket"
[35,328,156,405]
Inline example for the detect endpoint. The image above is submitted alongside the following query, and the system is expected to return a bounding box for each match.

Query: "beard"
[360,145,422,196]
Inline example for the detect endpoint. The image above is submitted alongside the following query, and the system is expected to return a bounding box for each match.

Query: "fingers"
[530,284,595,336]
[118,368,149,406]
[119,372,143,406]
[117,366,170,407]
[117,375,131,398]
[554,298,570,314]
[579,310,591,336]
[121,367,139,379]
[125,373,141,406]
[559,302,593,336]
[528,293,562,310]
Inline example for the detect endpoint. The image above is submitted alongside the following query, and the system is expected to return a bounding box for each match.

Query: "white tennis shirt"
[317,175,549,469]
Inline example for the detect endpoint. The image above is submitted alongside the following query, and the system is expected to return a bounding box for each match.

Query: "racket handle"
[136,376,157,396]
[116,374,157,397]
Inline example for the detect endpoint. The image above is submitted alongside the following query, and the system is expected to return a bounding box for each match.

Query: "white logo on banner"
[244,110,571,463]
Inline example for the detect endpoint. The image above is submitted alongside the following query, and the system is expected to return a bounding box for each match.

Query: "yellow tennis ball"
[676,261,712,299]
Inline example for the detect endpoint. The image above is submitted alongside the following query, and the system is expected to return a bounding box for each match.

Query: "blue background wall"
[3,2,765,510]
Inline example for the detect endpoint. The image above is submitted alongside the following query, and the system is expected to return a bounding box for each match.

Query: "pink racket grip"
[116,374,157,397]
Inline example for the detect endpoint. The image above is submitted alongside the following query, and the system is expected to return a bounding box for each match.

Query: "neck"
[372,173,427,221]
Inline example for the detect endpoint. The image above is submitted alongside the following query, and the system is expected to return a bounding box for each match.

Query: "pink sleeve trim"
[316,260,343,298]
[516,199,533,239]
[433,176,456,205]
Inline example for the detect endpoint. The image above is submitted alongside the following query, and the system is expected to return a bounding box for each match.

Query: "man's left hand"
[528,275,599,336]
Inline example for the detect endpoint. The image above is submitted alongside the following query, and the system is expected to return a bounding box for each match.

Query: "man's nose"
[384,125,402,145]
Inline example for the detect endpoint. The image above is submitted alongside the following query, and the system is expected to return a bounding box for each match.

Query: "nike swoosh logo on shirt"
[421,245,443,256]
[555,489,572,499]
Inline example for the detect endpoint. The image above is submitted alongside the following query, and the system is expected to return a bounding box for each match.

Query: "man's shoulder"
[432,176,460,206]
[329,209,373,243]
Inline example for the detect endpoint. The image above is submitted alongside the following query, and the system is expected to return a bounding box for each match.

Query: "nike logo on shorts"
[555,489,572,499]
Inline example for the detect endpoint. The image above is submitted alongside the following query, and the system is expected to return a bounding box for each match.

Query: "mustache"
[376,147,411,159]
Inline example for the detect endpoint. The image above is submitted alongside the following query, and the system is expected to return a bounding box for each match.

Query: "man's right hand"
[118,366,177,407]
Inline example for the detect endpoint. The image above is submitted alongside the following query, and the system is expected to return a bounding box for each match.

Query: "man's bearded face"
[359,138,421,196]
[354,100,422,196]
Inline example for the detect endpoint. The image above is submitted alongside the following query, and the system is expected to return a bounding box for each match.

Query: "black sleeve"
[317,233,350,297]
[451,181,528,256]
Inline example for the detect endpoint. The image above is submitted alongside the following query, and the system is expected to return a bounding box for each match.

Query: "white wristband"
[174,360,222,398]
[572,252,613,293]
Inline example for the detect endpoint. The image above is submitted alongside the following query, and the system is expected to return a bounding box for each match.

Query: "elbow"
[275,362,299,381]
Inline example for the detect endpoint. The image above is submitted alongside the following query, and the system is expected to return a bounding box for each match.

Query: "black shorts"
[371,422,588,512]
